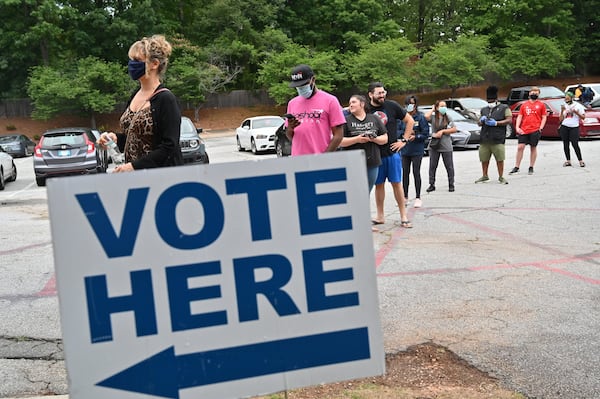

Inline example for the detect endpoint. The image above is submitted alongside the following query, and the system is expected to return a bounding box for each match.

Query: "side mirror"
[196,128,203,134]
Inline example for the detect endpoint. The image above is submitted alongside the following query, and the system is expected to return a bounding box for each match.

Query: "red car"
[510,99,600,138]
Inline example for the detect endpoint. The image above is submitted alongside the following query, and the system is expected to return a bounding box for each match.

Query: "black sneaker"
[449,185,455,192]
[528,166,534,175]
[426,185,436,192]
[509,167,519,175]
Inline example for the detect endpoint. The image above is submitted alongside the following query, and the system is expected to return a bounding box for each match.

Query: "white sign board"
[48,151,384,399]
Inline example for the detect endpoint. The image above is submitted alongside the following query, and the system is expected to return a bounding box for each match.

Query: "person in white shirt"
[559,91,586,167]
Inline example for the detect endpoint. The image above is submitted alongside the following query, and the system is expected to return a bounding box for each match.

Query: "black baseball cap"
[289,64,314,88]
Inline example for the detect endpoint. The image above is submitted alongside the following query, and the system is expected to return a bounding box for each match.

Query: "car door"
[238,119,252,148]
[541,103,560,138]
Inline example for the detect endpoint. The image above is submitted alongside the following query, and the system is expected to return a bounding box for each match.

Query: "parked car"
[444,97,488,121]
[180,116,209,164]
[0,134,36,157]
[564,83,600,104]
[0,146,17,190]
[510,98,600,139]
[33,127,108,186]
[274,122,291,157]
[236,116,283,154]
[419,106,481,151]
[505,85,564,106]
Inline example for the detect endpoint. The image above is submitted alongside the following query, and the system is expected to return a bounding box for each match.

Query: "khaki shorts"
[479,143,505,162]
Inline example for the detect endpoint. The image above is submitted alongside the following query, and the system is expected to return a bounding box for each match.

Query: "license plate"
[58,150,71,157]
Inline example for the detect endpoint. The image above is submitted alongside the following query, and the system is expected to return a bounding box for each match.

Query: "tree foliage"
[0,0,594,116]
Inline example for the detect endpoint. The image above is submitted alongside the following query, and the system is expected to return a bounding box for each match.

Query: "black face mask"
[529,94,539,100]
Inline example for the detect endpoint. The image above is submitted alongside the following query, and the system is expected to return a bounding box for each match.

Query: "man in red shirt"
[510,86,547,175]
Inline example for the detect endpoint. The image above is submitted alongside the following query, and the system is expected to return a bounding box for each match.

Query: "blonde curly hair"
[128,35,172,78]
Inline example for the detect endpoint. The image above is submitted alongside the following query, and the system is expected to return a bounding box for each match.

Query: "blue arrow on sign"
[97,327,371,399]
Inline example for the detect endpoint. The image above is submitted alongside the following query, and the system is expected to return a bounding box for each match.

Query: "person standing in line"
[340,94,388,192]
[424,100,457,192]
[368,82,414,228]
[285,64,345,155]
[475,86,512,184]
[98,35,183,171]
[559,91,586,167]
[400,95,429,208]
[510,86,547,175]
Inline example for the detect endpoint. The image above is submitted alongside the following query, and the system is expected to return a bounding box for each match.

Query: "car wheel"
[251,139,258,154]
[236,137,244,152]
[7,162,17,182]
[0,168,5,190]
[36,176,46,187]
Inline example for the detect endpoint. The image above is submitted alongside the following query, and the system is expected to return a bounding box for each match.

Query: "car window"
[446,109,469,122]
[253,117,284,129]
[242,120,251,128]
[0,135,17,143]
[42,133,86,147]
[459,98,488,109]
[539,86,564,98]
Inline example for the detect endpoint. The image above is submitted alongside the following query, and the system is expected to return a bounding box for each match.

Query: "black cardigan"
[118,85,183,169]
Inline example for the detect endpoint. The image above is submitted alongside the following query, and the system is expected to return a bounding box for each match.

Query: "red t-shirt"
[518,100,547,134]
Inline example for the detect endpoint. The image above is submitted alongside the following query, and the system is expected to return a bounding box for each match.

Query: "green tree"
[27,57,132,127]
[498,36,570,79]
[257,43,343,105]
[418,35,492,95]
[342,37,418,91]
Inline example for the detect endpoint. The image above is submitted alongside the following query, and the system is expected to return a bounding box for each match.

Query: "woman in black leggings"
[400,95,429,208]
[559,92,586,167]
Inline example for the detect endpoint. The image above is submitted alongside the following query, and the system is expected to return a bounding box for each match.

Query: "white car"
[0,145,17,190]
[236,116,284,154]
[564,83,600,104]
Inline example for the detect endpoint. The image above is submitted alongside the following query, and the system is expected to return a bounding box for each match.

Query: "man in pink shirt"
[285,64,345,155]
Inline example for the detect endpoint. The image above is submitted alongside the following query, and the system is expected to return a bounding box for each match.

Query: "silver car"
[0,146,17,190]
[33,127,108,186]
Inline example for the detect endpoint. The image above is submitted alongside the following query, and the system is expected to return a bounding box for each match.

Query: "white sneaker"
[414,198,422,208]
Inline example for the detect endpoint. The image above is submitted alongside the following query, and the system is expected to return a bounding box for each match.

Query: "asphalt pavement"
[1,135,599,398]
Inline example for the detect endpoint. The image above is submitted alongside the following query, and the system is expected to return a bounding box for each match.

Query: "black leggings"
[559,125,582,161]
[402,154,423,198]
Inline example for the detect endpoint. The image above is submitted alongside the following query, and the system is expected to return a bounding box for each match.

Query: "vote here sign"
[47,151,384,399]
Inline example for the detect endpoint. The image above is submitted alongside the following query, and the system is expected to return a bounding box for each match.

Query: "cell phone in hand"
[283,114,295,120]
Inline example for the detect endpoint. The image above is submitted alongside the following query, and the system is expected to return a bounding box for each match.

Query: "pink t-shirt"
[286,90,346,156]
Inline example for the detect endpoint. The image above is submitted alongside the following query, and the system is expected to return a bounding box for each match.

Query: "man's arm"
[325,125,344,152]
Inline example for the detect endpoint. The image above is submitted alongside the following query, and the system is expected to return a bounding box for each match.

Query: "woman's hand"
[113,162,134,173]
[97,132,117,148]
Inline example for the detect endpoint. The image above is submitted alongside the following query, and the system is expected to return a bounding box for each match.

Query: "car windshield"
[253,117,284,129]
[0,135,18,143]
[42,133,86,147]
[446,109,470,122]
[539,86,565,98]
[457,98,487,109]
[180,118,198,136]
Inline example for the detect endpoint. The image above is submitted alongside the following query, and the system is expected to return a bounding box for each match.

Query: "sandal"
[400,220,413,228]
[563,161,571,167]
[580,161,586,167]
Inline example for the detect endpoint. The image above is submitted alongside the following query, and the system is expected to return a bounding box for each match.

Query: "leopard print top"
[120,107,154,163]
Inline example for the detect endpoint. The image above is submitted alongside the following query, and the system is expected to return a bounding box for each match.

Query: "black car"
[274,123,291,157]
[180,116,209,164]
[0,134,36,157]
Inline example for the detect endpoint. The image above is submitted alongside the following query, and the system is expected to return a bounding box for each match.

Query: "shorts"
[375,152,402,184]
[479,143,505,162]
[518,131,541,147]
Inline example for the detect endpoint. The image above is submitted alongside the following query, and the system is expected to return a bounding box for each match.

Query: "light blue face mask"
[438,106,447,115]
[406,104,415,112]
[296,83,313,99]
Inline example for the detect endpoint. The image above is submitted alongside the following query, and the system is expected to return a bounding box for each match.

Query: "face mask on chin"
[128,60,146,80]
[296,83,314,99]
[488,101,497,107]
